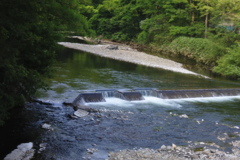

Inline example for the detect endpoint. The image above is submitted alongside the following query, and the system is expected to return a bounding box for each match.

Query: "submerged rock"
[4,142,35,160]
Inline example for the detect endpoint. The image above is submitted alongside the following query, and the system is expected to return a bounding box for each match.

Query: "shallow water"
[1,46,240,159]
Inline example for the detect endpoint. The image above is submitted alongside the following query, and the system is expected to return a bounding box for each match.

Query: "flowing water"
[1,45,240,159]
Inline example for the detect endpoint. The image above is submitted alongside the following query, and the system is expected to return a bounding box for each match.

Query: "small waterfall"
[134,88,156,97]
[114,89,145,101]
[155,89,240,99]
[72,88,240,104]
[73,92,106,105]
[95,89,116,98]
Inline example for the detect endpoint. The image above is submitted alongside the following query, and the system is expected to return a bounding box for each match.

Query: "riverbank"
[58,41,207,78]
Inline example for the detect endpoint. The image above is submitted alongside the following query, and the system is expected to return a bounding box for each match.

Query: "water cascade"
[155,88,240,99]
[72,88,240,104]
[72,92,106,105]
[114,89,145,101]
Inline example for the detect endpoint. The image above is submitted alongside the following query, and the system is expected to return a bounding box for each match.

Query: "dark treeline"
[0,0,240,124]
[0,0,92,124]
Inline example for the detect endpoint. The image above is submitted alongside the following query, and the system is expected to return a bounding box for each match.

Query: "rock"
[179,114,189,118]
[166,146,172,150]
[234,126,239,129]
[106,45,118,50]
[74,104,98,112]
[190,154,199,159]
[38,143,47,153]
[42,123,54,131]
[160,145,167,150]
[4,142,35,160]
[87,148,98,154]
[74,109,89,118]
[172,144,177,150]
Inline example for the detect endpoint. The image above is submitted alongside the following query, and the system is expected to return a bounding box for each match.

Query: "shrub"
[213,44,240,79]
[166,37,226,66]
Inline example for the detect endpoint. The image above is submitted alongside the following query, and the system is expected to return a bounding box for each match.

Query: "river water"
[1,44,240,159]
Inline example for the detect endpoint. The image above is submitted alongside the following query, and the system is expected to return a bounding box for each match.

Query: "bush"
[137,31,149,44]
[213,44,240,79]
[165,37,226,66]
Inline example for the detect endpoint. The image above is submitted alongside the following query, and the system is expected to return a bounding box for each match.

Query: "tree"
[0,0,91,125]
[90,0,145,41]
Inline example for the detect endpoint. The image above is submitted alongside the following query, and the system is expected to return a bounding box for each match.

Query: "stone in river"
[74,109,89,118]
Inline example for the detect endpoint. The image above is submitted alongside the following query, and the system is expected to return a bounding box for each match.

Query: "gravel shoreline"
[58,42,207,78]
[107,143,240,160]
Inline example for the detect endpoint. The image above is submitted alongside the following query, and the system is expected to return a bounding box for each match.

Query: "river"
[1,42,240,159]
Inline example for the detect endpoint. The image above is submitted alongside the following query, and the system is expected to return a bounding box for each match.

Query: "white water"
[86,95,240,109]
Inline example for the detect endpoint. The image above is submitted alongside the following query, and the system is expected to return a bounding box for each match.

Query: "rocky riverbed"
[3,100,240,160]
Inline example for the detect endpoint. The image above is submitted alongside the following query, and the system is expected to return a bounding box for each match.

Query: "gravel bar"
[58,42,207,78]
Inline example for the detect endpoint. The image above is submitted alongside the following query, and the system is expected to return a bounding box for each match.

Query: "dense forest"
[0,0,240,124]
[88,0,240,79]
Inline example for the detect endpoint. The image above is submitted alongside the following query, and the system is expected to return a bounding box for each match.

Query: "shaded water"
[1,46,240,159]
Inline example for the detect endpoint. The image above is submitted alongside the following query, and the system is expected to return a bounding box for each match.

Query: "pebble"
[108,141,240,160]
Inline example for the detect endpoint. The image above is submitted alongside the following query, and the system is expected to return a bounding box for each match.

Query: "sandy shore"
[58,42,206,78]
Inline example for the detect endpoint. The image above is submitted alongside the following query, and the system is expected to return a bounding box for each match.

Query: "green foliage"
[137,31,149,44]
[0,0,91,125]
[213,44,240,79]
[137,15,171,44]
[169,23,205,37]
[166,37,226,65]
[88,0,240,78]
[90,0,145,41]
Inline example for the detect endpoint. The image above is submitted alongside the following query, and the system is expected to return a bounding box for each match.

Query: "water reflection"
[51,47,240,91]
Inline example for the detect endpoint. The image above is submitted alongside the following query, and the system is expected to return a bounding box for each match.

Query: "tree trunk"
[191,12,195,23]
[205,14,208,38]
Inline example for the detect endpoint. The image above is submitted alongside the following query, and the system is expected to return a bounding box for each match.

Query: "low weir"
[73,88,240,104]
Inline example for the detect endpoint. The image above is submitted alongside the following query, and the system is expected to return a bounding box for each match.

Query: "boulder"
[4,142,35,160]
